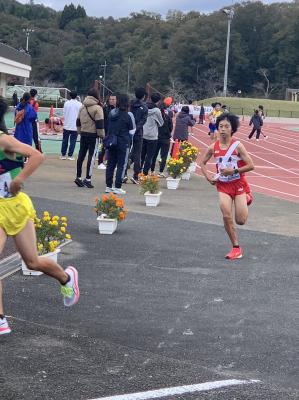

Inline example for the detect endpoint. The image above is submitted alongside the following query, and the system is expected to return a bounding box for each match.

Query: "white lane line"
[249,183,299,198]
[89,379,260,400]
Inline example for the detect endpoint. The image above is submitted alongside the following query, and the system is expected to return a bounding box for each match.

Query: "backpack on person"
[14,109,25,125]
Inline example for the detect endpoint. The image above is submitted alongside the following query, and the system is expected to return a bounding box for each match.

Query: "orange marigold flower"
[102,195,109,201]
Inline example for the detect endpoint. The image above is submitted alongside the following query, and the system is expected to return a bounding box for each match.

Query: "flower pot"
[181,171,191,180]
[97,216,118,234]
[21,248,61,276]
[189,162,197,172]
[144,191,162,207]
[166,177,181,189]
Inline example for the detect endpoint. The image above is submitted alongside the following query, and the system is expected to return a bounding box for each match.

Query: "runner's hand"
[220,168,235,176]
[207,177,217,185]
[9,177,23,196]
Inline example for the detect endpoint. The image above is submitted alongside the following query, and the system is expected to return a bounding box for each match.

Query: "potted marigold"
[95,193,127,234]
[22,211,72,276]
[166,157,186,189]
[139,173,162,207]
[179,141,199,173]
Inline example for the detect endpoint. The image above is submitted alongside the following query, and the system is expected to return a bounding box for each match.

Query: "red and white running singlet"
[213,139,246,183]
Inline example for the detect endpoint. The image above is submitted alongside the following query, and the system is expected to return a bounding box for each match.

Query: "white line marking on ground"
[88,379,260,400]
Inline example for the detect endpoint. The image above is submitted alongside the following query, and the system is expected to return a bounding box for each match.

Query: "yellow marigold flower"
[62,222,67,227]
[66,234,71,240]
[60,226,66,233]
[52,221,58,226]
[43,211,49,216]
[43,216,51,221]
[52,215,59,221]
[61,217,67,222]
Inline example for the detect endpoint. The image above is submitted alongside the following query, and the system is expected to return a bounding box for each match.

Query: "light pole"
[23,27,34,87]
[222,9,234,97]
[127,56,131,94]
[100,60,107,100]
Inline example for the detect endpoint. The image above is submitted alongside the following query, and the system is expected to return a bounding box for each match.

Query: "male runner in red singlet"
[200,113,254,260]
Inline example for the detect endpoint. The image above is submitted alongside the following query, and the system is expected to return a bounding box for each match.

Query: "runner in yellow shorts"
[0,106,80,335]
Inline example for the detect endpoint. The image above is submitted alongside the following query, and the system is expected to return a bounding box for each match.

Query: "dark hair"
[22,92,30,102]
[0,96,8,120]
[87,88,100,99]
[70,91,77,99]
[211,102,216,107]
[216,113,240,135]
[117,94,129,111]
[151,93,161,104]
[30,88,37,97]
[135,87,146,100]
[258,105,264,110]
[45,118,50,124]
[214,102,221,107]
[254,109,259,114]
[181,106,190,114]
[188,100,193,105]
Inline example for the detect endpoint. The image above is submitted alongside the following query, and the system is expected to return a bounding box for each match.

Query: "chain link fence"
[229,107,299,118]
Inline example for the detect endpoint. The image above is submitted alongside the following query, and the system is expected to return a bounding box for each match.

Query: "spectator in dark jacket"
[248,110,263,141]
[173,106,195,142]
[123,87,148,184]
[14,92,37,146]
[105,94,136,195]
[150,104,173,177]
[97,93,116,170]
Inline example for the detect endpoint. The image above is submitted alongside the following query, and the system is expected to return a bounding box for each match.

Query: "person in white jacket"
[61,91,81,160]
[141,93,164,176]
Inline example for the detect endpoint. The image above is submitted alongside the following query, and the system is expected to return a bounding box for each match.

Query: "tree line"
[1,0,299,100]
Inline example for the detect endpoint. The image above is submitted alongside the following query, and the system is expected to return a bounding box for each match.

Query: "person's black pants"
[248,128,261,139]
[151,140,170,173]
[126,134,143,179]
[32,121,41,152]
[76,136,98,180]
[141,139,157,175]
[61,129,78,157]
[106,143,130,188]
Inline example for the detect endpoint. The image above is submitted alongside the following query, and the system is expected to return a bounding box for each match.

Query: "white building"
[0,43,31,96]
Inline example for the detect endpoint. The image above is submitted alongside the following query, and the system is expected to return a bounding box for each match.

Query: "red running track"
[190,121,299,203]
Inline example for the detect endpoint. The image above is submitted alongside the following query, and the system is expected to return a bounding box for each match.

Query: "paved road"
[1,197,298,400]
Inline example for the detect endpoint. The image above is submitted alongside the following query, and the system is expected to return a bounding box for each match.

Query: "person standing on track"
[248,109,263,141]
[200,113,254,260]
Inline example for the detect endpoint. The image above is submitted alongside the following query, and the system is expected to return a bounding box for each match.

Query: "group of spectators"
[69,87,196,194]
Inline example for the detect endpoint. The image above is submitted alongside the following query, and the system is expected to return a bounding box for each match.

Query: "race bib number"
[0,172,13,198]
[218,161,240,182]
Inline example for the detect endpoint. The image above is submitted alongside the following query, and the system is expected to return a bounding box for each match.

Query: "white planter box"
[144,191,162,207]
[21,248,61,276]
[97,217,118,234]
[189,162,197,172]
[181,171,191,180]
[166,177,181,189]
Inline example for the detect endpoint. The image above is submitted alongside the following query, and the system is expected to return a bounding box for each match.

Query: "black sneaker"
[74,178,84,187]
[130,177,139,185]
[122,176,128,184]
[83,179,94,189]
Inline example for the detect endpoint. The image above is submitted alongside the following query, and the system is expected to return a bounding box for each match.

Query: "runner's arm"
[220,143,254,176]
[200,145,216,185]
[1,135,44,195]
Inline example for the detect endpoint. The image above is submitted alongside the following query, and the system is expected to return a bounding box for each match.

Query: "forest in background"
[1,0,299,100]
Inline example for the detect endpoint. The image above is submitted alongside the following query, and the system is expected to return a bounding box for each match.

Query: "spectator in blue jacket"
[105,94,136,195]
[14,92,37,146]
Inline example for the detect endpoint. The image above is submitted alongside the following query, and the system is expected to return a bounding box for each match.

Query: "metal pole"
[127,56,131,94]
[103,60,107,100]
[223,10,234,97]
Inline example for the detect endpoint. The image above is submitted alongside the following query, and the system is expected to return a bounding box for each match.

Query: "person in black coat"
[248,110,263,141]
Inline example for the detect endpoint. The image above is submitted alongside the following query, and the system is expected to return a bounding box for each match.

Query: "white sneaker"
[105,187,113,193]
[97,163,106,170]
[157,173,166,178]
[61,266,80,307]
[0,317,11,335]
[60,156,67,160]
[67,156,75,161]
[113,188,126,195]
[256,139,259,142]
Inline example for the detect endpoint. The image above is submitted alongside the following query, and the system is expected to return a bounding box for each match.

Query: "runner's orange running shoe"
[225,247,243,260]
